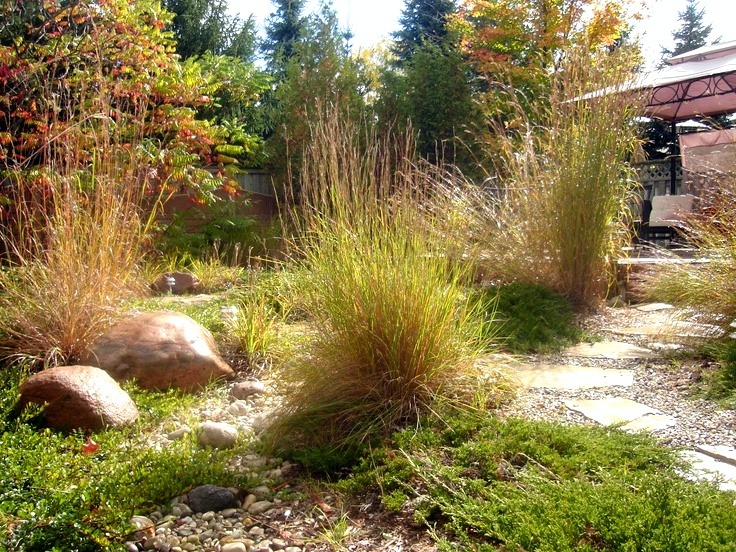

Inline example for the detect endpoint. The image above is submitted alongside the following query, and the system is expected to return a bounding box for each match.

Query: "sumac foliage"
[0,0,222,200]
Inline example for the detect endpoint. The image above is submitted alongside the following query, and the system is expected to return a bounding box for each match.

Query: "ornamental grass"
[638,172,736,330]
[442,45,645,309]
[0,92,155,366]
[262,111,493,465]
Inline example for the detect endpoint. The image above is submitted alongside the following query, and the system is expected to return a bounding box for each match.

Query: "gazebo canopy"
[638,40,736,122]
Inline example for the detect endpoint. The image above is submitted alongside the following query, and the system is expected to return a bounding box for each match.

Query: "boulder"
[151,272,200,294]
[81,310,234,392]
[18,365,139,431]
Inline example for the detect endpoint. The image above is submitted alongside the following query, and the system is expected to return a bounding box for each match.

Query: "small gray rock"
[230,380,266,400]
[187,485,239,513]
[248,500,273,515]
[198,421,238,449]
[167,426,192,441]
[228,400,250,417]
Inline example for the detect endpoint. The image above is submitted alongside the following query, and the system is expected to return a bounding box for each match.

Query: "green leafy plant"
[0,364,250,551]
[345,411,736,551]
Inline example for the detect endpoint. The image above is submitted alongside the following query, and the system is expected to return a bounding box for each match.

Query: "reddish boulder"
[18,365,139,431]
[81,310,234,392]
[151,272,200,294]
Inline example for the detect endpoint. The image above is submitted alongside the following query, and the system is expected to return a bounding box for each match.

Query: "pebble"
[129,306,736,552]
[248,501,274,515]
[198,421,239,449]
[230,380,266,400]
[167,426,192,441]
[221,543,248,552]
[228,400,251,417]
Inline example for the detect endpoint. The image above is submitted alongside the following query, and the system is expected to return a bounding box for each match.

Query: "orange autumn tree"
[451,0,638,118]
[0,0,222,202]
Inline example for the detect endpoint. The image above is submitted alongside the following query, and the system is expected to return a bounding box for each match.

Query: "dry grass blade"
[438,45,646,309]
[0,91,157,366]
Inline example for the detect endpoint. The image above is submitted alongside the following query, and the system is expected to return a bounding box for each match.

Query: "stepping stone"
[564,398,675,433]
[694,445,736,467]
[621,414,676,433]
[509,364,634,389]
[562,341,657,360]
[610,321,723,340]
[634,303,674,312]
[680,450,736,491]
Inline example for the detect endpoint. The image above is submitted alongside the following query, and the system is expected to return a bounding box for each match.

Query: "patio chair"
[642,194,695,244]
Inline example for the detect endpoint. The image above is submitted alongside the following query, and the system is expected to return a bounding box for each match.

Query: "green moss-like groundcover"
[342,412,736,552]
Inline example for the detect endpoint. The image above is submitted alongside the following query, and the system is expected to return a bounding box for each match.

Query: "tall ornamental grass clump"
[263,113,493,466]
[447,46,644,308]
[639,174,736,328]
[0,94,156,366]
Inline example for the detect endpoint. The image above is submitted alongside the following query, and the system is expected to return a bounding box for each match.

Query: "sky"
[227,0,735,69]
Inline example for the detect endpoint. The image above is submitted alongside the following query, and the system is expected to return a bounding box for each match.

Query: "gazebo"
[633,40,736,195]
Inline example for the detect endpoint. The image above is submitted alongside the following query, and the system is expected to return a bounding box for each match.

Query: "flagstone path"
[499,303,736,491]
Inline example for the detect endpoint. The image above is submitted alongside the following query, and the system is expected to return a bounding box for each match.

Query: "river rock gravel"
[126,305,736,552]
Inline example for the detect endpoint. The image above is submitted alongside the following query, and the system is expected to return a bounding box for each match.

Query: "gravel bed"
[127,305,736,551]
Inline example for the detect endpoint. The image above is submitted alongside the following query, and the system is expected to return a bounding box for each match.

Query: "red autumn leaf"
[82,437,100,455]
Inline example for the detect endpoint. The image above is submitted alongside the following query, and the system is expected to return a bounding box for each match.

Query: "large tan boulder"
[18,365,139,431]
[81,310,234,392]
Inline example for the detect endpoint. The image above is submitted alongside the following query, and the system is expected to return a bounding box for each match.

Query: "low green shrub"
[479,283,582,353]
[344,412,736,551]
[0,364,250,551]
[155,200,283,267]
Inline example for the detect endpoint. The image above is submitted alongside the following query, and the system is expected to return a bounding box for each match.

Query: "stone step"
[508,364,634,390]
[564,397,676,432]
[610,321,723,340]
[680,450,736,491]
[562,341,657,360]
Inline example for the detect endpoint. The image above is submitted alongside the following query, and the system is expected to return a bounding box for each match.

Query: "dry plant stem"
[450,45,645,308]
[0,87,160,366]
[266,107,491,453]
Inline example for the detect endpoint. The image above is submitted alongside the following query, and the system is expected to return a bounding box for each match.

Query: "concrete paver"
[508,364,634,389]
[564,397,660,426]
[680,450,736,491]
[562,341,657,360]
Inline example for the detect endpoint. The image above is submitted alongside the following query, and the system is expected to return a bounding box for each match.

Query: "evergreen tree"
[661,0,714,60]
[391,0,456,64]
[263,0,308,75]
[265,3,367,184]
[162,0,257,61]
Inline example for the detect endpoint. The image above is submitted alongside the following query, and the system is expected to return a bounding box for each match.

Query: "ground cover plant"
[479,283,583,354]
[0,363,250,551]
[340,410,736,551]
[261,112,495,471]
